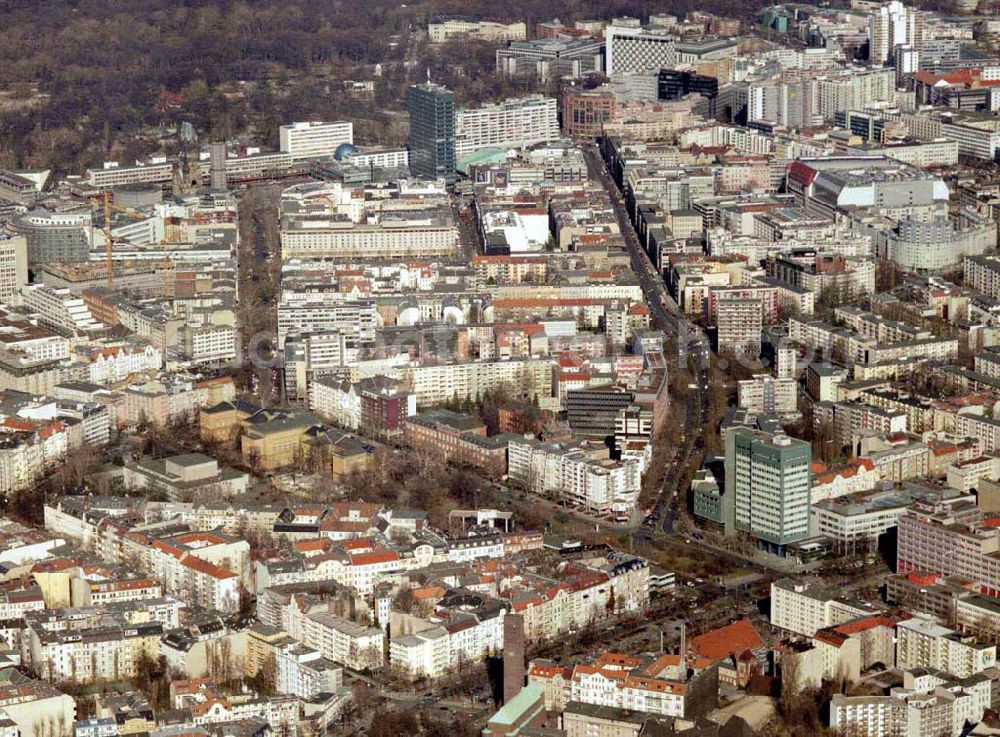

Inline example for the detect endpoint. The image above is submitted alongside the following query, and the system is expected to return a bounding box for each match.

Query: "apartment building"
[508,437,641,517]
[896,503,1000,596]
[20,285,106,338]
[530,648,722,720]
[736,375,797,415]
[965,254,1000,300]
[75,342,162,385]
[829,695,906,737]
[770,579,876,637]
[22,608,164,683]
[0,670,76,737]
[767,250,876,299]
[276,296,377,350]
[177,323,236,366]
[121,375,235,428]
[273,642,342,699]
[954,412,1000,454]
[868,0,922,64]
[399,358,554,408]
[309,375,415,438]
[896,616,996,678]
[390,593,505,679]
[716,295,763,357]
[301,613,385,672]
[455,96,559,158]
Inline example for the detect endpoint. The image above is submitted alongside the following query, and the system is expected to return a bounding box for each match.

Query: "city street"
[581,144,710,547]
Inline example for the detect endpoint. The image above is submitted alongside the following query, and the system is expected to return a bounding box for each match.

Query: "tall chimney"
[503,614,526,704]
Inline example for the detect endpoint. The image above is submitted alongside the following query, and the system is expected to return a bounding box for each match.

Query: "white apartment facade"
[20,285,104,337]
[455,96,560,158]
[83,344,163,384]
[770,579,874,637]
[736,375,798,414]
[301,612,384,672]
[179,323,237,365]
[507,437,641,516]
[896,617,997,678]
[400,358,554,407]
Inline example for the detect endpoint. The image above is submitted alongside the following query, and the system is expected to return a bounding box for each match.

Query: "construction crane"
[90,192,124,290]
[91,194,176,296]
[162,241,178,298]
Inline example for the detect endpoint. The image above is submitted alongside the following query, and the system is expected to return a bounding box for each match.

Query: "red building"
[356,376,413,438]
[402,409,512,477]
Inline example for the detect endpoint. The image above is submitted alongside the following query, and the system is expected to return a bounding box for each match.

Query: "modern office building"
[496,38,605,81]
[560,87,616,138]
[408,82,456,183]
[278,121,354,161]
[657,70,720,103]
[726,428,812,551]
[84,161,173,190]
[9,208,91,267]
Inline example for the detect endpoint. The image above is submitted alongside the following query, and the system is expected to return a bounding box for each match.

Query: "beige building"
[562,702,648,737]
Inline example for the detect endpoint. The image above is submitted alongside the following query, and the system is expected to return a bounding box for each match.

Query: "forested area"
[0,0,777,174]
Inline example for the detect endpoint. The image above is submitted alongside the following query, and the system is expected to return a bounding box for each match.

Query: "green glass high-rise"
[407,82,456,184]
[724,427,811,552]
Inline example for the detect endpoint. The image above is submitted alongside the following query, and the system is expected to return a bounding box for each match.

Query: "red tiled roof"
[689,619,763,661]
[833,615,898,635]
[182,554,236,580]
[350,551,400,566]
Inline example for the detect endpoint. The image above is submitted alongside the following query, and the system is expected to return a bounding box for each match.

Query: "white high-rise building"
[279,121,354,160]
[454,96,560,158]
[605,19,678,75]
[0,236,28,304]
[868,1,921,66]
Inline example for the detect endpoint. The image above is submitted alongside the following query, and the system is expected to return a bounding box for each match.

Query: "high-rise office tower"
[724,428,811,552]
[209,142,227,190]
[408,81,456,183]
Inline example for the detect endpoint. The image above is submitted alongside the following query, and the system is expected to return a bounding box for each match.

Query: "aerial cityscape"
[6,0,1000,735]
